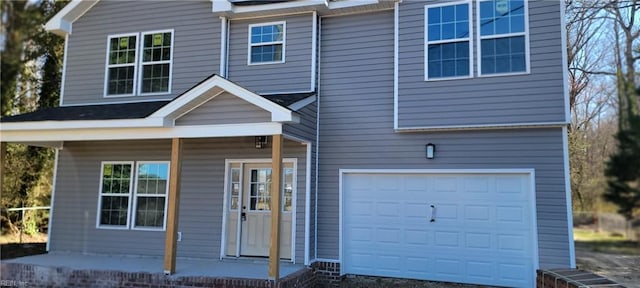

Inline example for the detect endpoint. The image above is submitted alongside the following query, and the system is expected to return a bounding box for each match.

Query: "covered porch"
[2,253,313,287]
[0,75,317,281]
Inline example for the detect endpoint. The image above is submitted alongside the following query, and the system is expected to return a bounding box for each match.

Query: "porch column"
[0,142,5,195]
[269,134,283,280]
[164,138,183,274]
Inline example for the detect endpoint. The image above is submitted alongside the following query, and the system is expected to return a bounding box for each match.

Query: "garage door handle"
[430,205,436,222]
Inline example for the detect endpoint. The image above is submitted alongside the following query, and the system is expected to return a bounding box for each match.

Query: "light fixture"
[255,136,268,149]
[426,143,436,159]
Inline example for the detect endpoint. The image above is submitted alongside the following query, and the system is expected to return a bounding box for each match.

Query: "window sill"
[247,60,285,66]
[477,70,531,78]
[96,225,130,230]
[132,227,165,232]
[424,75,473,82]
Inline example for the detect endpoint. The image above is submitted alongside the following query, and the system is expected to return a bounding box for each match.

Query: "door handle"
[241,212,247,221]
[430,205,436,222]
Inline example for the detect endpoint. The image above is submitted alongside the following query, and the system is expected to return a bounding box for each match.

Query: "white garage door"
[342,171,537,287]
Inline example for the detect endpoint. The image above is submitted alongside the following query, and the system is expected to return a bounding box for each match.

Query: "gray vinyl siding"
[317,10,570,269]
[50,137,308,264]
[227,14,313,94]
[175,92,271,126]
[397,1,566,128]
[283,102,318,262]
[63,0,220,106]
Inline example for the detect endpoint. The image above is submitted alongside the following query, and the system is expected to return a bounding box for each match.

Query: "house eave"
[44,0,99,36]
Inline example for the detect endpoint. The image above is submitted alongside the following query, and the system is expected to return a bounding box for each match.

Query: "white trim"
[59,98,174,107]
[1,118,165,131]
[424,0,473,81]
[247,21,286,65]
[338,168,539,286]
[393,1,399,130]
[221,158,298,262]
[151,75,294,122]
[104,33,139,98]
[44,0,98,36]
[213,0,326,14]
[314,16,322,261]
[310,11,317,92]
[138,29,174,96]
[476,0,530,76]
[131,161,170,231]
[304,141,312,265]
[60,34,69,106]
[96,161,135,230]
[288,95,316,111]
[562,125,576,267]
[171,90,226,123]
[220,159,231,259]
[1,122,283,142]
[46,149,60,252]
[220,17,228,77]
[395,121,568,132]
[312,258,340,263]
[560,1,570,123]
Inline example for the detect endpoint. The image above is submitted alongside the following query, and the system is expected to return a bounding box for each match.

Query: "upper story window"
[248,22,285,65]
[478,0,528,75]
[105,30,173,97]
[107,34,138,96]
[424,0,529,80]
[425,2,472,80]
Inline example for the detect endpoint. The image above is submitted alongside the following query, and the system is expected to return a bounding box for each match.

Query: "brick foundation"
[0,262,316,288]
[537,269,624,288]
[311,261,341,287]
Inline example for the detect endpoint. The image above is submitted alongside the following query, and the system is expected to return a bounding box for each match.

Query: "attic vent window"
[248,22,285,65]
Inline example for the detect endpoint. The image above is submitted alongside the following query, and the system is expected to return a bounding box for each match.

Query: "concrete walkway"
[5,252,304,279]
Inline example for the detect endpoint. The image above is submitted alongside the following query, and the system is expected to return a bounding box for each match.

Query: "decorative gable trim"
[45,0,98,36]
[151,75,296,124]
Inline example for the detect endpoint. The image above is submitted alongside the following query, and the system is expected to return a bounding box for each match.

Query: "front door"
[225,162,293,259]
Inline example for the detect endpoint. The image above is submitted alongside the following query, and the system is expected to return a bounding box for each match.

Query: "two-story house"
[0,0,574,287]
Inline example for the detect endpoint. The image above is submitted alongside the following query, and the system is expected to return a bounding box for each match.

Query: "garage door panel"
[343,172,535,287]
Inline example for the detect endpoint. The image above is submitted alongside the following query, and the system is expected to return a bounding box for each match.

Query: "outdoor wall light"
[255,136,268,149]
[426,143,436,159]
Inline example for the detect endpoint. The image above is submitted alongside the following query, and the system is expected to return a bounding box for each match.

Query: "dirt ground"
[575,242,640,288]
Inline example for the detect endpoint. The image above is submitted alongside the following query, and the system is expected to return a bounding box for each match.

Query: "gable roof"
[1,74,315,124]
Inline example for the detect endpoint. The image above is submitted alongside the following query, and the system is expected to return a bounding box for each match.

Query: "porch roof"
[0,75,315,146]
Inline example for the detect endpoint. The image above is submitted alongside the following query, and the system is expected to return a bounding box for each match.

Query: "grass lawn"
[574,228,640,255]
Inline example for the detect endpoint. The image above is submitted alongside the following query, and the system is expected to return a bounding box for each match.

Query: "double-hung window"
[425,2,472,80]
[105,30,173,97]
[106,35,138,96]
[140,31,173,94]
[97,161,169,230]
[478,0,528,75]
[248,22,285,64]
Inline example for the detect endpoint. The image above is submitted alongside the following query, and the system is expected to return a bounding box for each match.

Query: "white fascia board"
[1,122,282,142]
[288,95,316,111]
[152,75,295,123]
[214,0,327,14]
[0,118,164,131]
[45,0,98,36]
[328,0,380,9]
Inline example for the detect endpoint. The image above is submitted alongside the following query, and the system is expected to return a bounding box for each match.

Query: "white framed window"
[248,21,285,65]
[282,167,294,212]
[97,162,134,229]
[132,162,169,230]
[104,30,173,97]
[249,168,272,211]
[139,30,174,95]
[229,168,240,210]
[97,161,169,231]
[425,1,472,80]
[477,0,529,76]
[105,34,138,96]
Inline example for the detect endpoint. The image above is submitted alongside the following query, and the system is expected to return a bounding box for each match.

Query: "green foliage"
[605,112,640,219]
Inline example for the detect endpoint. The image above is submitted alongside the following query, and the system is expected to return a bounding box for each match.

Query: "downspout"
[314,15,322,262]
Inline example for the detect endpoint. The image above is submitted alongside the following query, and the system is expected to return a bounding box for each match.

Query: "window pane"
[99,196,129,226]
[250,44,283,63]
[428,24,441,41]
[135,197,165,228]
[250,168,271,211]
[141,63,170,93]
[283,168,294,212]
[108,36,136,65]
[427,42,469,79]
[427,7,440,24]
[250,24,284,64]
[480,36,525,74]
[137,163,168,195]
[441,5,455,22]
[479,0,526,36]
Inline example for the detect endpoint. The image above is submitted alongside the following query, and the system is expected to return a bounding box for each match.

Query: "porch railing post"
[164,138,183,275]
[269,134,283,280]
